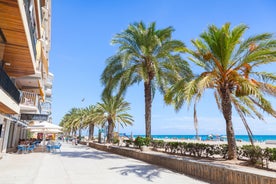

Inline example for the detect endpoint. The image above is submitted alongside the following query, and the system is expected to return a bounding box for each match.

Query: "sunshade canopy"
[27,121,62,133]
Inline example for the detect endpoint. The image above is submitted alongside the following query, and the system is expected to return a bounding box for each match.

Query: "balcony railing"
[45,88,52,96]
[20,91,38,107]
[45,96,52,102]
[0,68,20,104]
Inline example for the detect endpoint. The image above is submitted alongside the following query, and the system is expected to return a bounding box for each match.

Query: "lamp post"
[78,98,85,143]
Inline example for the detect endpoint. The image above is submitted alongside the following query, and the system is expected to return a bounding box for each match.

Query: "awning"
[38,80,44,101]
[36,39,49,75]
[41,48,49,75]
[36,39,42,61]
[27,121,62,133]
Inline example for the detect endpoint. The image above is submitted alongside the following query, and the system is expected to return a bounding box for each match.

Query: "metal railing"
[45,97,52,102]
[0,68,20,104]
[19,91,38,107]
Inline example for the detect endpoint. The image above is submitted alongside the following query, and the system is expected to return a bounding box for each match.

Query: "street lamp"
[78,98,85,142]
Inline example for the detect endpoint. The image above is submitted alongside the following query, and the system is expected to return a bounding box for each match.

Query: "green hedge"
[122,138,276,169]
[134,136,151,148]
[154,141,276,168]
[239,145,276,168]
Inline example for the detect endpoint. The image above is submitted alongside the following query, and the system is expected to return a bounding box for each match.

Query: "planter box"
[86,142,276,184]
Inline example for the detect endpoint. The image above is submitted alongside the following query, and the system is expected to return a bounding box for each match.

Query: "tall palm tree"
[59,113,71,136]
[166,23,276,160]
[76,108,86,139]
[82,105,97,140]
[93,95,133,143]
[101,21,192,138]
[60,107,83,137]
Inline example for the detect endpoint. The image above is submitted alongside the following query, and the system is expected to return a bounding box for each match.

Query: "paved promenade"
[0,142,208,184]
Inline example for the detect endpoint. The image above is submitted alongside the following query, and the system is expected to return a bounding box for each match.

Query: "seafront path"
[0,142,208,184]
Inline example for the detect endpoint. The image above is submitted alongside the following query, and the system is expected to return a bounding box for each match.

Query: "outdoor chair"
[26,144,35,153]
[16,145,26,154]
[33,141,40,147]
[46,144,53,152]
[53,143,62,152]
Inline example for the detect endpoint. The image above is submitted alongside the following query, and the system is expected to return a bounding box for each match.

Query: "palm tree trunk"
[194,103,199,140]
[221,87,237,160]
[144,81,152,138]
[88,123,94,140]
[107,120,114,143]
[78,128,81,140]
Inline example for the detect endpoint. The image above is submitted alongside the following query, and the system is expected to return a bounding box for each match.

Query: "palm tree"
[59,113,71,136]
[60,108,83,137]
[82,105,97,140]
[101,21,192,138]
[93,95,133,143]
[166,23,276,160]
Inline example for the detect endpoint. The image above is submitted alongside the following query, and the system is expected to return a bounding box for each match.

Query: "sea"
[132,135,276,142]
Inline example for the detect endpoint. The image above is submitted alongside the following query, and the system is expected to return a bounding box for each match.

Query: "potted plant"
[134,136,150,151]
[124,140,133,147]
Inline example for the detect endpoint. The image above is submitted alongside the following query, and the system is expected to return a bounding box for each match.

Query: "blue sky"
[50,0,276,136]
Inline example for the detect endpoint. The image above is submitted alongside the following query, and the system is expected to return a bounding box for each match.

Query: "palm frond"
[251,72,276,83]
[232,97,255,146]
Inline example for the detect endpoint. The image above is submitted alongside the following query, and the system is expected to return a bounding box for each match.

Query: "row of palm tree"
[60,21,276,160]
[100,21,276,160]
[60,95,133,143]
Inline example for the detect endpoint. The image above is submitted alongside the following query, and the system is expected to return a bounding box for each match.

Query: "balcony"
[0,68,20,104]
[19,91,39,113]
[44,96,52,103]
[45,78,52,88]
[0,67,20,114]
[45,88,52,96]
[40,101,51,115]
[0,1,36,77]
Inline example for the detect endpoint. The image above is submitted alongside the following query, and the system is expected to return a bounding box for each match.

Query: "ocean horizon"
[132,134,276,142]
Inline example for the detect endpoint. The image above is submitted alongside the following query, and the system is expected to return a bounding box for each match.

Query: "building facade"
[0,0,52,153]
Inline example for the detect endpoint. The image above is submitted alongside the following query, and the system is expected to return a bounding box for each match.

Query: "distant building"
[0,0,52,153]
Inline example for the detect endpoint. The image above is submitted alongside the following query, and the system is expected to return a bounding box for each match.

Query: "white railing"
[45,88,52,96]
[20,91,38,107]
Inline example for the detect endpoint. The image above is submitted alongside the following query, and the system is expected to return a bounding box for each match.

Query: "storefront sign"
[20,114,48,121]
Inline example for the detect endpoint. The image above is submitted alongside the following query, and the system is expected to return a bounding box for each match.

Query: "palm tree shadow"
[110,164,164,182]
[57,150,123,160]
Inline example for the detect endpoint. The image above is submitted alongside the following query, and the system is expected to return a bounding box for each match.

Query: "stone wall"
[84,142,276,184]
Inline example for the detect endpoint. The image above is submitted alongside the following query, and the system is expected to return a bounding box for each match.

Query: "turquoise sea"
[133,135,276,142]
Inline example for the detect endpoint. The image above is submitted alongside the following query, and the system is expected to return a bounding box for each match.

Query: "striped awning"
[38,80,44,102]
[41,49,49,75]
[36,39,49,75]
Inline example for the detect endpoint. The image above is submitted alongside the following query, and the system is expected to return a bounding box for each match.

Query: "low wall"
[83,142,276,184]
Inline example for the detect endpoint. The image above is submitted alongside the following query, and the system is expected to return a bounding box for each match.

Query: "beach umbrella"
[29,128,62,133]
[27,121,63,151]
[27,121,62,129]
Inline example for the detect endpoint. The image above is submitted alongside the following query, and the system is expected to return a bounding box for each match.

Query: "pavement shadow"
[57,150,123,160]
[110,164,165,182]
